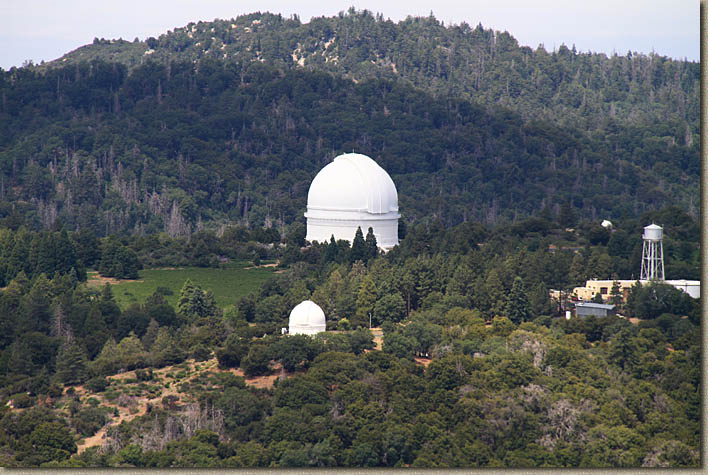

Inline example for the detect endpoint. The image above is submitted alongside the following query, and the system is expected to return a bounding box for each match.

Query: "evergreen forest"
[0,9,700,469]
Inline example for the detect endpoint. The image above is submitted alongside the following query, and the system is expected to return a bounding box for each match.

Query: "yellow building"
[572,280,637,302]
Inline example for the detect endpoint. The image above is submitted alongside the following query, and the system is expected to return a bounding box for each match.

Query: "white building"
[572,223,700,302]
[305,153,400,250]
[288,300,326,336]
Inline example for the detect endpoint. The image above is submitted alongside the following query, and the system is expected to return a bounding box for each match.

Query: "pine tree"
[82,304,109,359]
[558,201,577,228]
[99,283,121,329]
[484,268,506,319]
[506,276,531,324]
[569,253,587,286]
[178,280,221,320]
[142,318,160,351]
[54,229,77,275]
[529,281,553,317]
[355,275,378,326]
[56,337,89,385]
[365,227,378,261]
[178,279,197,317]
[350,227,367,263]
[324,235,338,263]
[20,273,53,334]
[117,331,147,370]
[91,337,121,376]
[151,327,184,367]
[38,232,59,276]
[609,280,623,306]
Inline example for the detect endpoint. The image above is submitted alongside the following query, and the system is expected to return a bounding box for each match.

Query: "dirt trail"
[76,358,282,454]
[370,327,383,350]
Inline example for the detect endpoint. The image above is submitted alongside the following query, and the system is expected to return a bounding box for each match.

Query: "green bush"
[10,393,34,408]
[73,407,109,437]
[85,376,110,393]
[135,369,153,381]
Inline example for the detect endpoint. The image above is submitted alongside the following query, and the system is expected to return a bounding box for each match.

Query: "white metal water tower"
[640,224,664,281]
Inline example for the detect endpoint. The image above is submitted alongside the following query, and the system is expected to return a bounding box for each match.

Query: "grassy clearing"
[88,263,275,309]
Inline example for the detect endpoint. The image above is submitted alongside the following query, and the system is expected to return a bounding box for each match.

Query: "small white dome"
[288,300,326,336]
[307,153,398,214]
[601,220,613,228]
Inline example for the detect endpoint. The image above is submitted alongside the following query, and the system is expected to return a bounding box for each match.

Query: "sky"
[0,0,699,70]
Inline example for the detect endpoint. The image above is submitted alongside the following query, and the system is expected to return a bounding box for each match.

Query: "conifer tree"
[117,331,147,370]
[20,273,53,334]
[609,281,623,307]
[355,275,378,326]
[350,227,367,263]
[151,327,185,367]
[529,281,553,317]
[82,305,109,359]
[324,235,338,263]
[178,279,197,316]
[484,268,506,319]
[56,337,89,385]
[506,276,531,324]
[569,253,587,286]
[365,227,378,261]
[99,283,121,329]
[141,318,160,351]
[91,337,121,376]
[54,230,77,275]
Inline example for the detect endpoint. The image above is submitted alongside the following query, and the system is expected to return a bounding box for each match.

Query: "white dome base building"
[288,300,326,336]
[305,153,400,250]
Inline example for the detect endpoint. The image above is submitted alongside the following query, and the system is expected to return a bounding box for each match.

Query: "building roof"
[307,153,399,215]
[575,302,616,310]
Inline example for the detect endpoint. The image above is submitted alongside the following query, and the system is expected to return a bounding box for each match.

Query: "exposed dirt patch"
[414,357,432,367]
[75,358,286,454]
[227,366,282,389]
[370,327,383,351]
[244,262,279,270]
[86,273,143,286]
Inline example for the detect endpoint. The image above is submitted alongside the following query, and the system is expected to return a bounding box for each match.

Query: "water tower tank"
[643,224,663,241]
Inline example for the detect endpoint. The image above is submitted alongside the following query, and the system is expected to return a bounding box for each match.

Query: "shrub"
[85,376,110,393]
[73,407,109,437]
[135,369,153,381]
[46,384,64,398]
[192,345,211,362]
[10,393,33,408]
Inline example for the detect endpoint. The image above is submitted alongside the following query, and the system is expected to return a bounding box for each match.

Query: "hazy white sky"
[0,0,699,69]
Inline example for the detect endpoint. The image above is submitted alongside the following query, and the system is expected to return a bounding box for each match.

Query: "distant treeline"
[0,44,699,236]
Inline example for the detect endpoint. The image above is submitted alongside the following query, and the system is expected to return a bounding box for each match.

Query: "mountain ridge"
[37,10,699,134]
[0,9,699,236]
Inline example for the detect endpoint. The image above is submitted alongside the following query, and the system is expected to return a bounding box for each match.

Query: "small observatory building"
[305,153,400,250]
[288,300,326,336]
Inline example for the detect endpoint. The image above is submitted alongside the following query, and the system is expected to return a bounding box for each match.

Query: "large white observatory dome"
[288,300,326,336]
[305,153,400,249]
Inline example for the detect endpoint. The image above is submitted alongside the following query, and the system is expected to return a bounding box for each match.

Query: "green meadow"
[88,263,276,310]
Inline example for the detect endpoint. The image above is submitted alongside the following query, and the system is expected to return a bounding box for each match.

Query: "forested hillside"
[0,10,700,468]
[0,53,699,236]
[46,10,699,134]
[0,211,699,468]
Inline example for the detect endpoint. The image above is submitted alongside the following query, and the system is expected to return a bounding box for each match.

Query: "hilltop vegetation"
[0,9,699,469]
[0,54,699,236]
[0,210,699,468]
[47,10,699,133]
